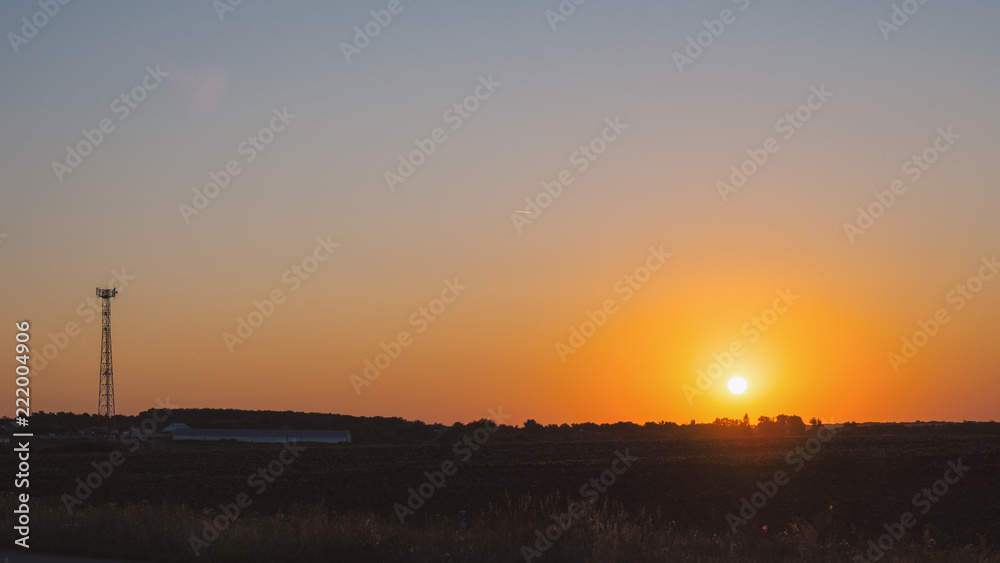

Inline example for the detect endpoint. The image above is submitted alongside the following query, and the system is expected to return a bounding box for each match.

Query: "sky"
[2,1,998,425]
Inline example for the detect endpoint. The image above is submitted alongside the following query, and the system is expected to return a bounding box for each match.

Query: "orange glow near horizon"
[13,237,995,427]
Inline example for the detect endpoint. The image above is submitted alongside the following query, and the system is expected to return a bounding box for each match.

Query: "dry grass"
[4,494,996,563]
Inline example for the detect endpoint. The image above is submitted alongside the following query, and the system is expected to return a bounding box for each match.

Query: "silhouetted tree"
[785,415,806,436]
[523,419,542,431]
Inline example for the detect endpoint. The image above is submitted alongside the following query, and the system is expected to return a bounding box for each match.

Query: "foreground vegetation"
[2,433,998,561]
[8,495,998,562]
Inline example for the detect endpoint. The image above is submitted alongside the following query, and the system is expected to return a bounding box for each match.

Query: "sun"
[727,376,748,395]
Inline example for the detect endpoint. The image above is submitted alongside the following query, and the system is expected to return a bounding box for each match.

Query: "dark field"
[3,433,1000,562]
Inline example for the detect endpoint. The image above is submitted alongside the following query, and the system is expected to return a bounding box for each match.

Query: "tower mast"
[96,287,118,442]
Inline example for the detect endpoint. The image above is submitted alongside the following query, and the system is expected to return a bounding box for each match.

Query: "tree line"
[4,409,998,444]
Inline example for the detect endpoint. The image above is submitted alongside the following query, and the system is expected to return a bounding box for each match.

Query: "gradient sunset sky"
[2,1,998,425]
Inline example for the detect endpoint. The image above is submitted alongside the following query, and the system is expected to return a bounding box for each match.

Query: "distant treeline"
[5,410,999,444]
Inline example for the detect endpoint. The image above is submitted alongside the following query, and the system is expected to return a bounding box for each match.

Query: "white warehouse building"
[166,424,350,444]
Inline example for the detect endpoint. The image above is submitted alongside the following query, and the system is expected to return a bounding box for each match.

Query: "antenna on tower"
[96,287,118,443]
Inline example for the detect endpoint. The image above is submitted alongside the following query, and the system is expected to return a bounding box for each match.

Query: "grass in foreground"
[3,494,997,563]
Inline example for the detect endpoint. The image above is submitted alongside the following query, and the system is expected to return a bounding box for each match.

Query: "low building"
[169,427,350,444]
